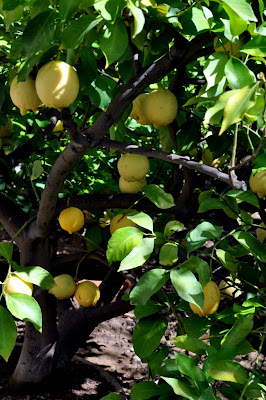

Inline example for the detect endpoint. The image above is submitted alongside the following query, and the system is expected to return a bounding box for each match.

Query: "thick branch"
[0,194,28,242]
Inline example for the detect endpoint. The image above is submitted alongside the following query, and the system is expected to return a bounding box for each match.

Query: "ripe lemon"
[59,207,84,234]
[256,222,266,244]
[189,281,220,317]
[0,117,13,138]
[10,75,41,116]
[202,149,226,169]
[74,280,100,307]
[119,176,147,193]
[117,153,149,182]
[249,170,266,198]
[53,120,64,132]
[110,213,137,235]
[142,88,178,129]
[48,274,76,299]
[219,276,242,300]
[130,93,151,125]
[3,274,33,296]
[35,60,79,110]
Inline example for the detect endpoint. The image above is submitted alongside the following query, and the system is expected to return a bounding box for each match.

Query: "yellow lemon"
[130,93,151,125]
[3,274,33,296]
[10,75,41,116]
[256,222,266,244]
[117,153,149,182]
[35,60,79,110]
[249,170,266,198]
[59,207,84,234]
[74,280,100,307]
[142,88,178,129]
[53,120,64,132]
[110,213,137,235]
[119,176,147,193]
[48,274,76,299]
[219,277,242,300]
[0,117,13,138]
[189,281,220,317]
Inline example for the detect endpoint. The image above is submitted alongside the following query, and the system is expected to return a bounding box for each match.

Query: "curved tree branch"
[0,194,28,242]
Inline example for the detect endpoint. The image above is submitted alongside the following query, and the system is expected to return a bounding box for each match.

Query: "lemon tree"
[0,0,265,398]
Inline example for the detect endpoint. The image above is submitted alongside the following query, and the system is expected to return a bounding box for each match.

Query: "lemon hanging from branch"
[10,75,41,116]
[59,207,84,234]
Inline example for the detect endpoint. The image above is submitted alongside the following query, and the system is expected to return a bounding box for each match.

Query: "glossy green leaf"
[174,352,206,382]
[132,317,168,359]
[221,314,254,348]
[0,241,13,263]
[59,0,80,21]
[159,242,178,266]
[225,57,256,89]
[127,0,145,38]
[0,306,17,361]
[130,381,161,400]
[127,212,153,232]
[100,393,120,400]
[172,335,216,355]
[216,249,238,272]
[134,300,165,319]
[225,190,259,207]
[11,265,55,290]
[119,237,154,271]
[61,15,102,49]
[233,231,266,262]
[106,227,143,264]
[170,269,204,310]
[142,184,175,209]
[164,220,184,236]
[94,0,121,21]
[198,198,226,213]
[129,269,169,306]
[221,0,257,22]
[241,35,266,57]
[159,125,175,152]
[99,18,128,68]
[198,387,217,400]
[161,377,198,400]
[204,53,228,91]
[208,360,247,383]
[187,222,223,253]
[223,5,247,36]
[30,160,43,181]
[5,293,42,332]
[204,89,239,126]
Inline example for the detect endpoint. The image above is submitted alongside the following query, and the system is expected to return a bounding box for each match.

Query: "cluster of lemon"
[9,60,79,115]
[130,87,178,129]
[117,152,149,194]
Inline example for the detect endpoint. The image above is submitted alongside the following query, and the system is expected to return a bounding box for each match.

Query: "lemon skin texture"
[256,222,266,244]
[35,60,79,110]
[189,281,220,317]
[10,75,41,116]
[59,207,85,234]
[3,274,33,296]
[117,153,149,182]
[249,170,266,198]
[130,93,151,125]
[48,274,76,299]
[0,118,13,138]
[142,88,178,129]
[219,277,242,300]
[110,213,137,235]
[119,176,147,193]
[74,281,100,307]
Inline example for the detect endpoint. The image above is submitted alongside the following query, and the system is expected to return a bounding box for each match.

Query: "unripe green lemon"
[35,60,79,110]
[256,222,266,244]
[219,277,242,300]
[59,207,84,234]
[3,274,33,296]
[117,153,149,182]
[74,280,100,307]
[48,274,76,299]
[249,170,266,198]
[142,88,178,129]
[10,75,41,116]
[110,213,137,235]
[189,281,220,317]
[0,117,13,138]
[130,93,151,125]
[119,176,147,193]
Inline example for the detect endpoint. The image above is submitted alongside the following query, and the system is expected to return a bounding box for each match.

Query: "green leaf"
[170,269,204,310]
[241,35,266,57]
[225,57,256,90]
[22,10,57,58]
[134,300,165,319]
[221,314,254,348]
[118,237,154,271]
[198,198,226,213]
[172,335,216,356]
[219,83,259,135]
[0,306,17,361]
[198,387,217,400]
[130,381,161,400]
[11,265,55,290]
[127,212,153,232]
[159,125,175,152]
[216,249,238,272]
[177,257,211,288]
[142,185,175,209]
[5,293,42,332]
[233,231,266,262]
[0,241,13,262]
[203,53,228,91]
[149,346,169,379]
[30,159,43,181]
[208,360,247,383]
[127,0,145,38]
[174,352,206,382]
[225,190,259,207]
[61,15,102,49]
[94,0,122,21]
[204,89,239,126]
[164,220,184,236]
[187,222,222,254]
[99,18,128,68]
[100,394,121,400]
[159,242,178,266]
[132,317,168,359]
[221,0,257,22]
[106,227,143,265]
[89,75,117,109]
[161,377,198,400]
[222,5,247,36]
[59,0,80,21]
[129,269,169,306]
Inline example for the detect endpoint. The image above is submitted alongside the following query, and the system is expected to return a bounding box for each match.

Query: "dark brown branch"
[0,194,28,241]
